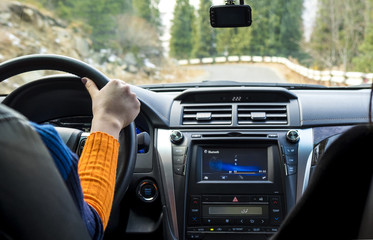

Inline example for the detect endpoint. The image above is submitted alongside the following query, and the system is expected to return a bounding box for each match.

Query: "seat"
[0,104,91,240]
[272,125,373,240]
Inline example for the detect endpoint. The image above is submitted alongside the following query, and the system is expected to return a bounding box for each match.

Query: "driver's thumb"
[82,77,99,98]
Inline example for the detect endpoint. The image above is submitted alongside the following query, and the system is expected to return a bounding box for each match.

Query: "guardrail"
[178,56,373,86]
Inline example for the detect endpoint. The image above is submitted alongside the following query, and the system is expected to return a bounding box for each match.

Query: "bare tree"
[306,0,366,71]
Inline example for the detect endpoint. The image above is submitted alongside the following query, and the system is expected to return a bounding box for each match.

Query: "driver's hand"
[82,77,140,140]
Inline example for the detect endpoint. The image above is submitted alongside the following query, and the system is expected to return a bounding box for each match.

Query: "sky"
[158,0,318,54]
[157,0,176,51]
[302,0,318,41]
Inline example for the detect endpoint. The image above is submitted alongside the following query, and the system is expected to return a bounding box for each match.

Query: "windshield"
[0,0,372,93]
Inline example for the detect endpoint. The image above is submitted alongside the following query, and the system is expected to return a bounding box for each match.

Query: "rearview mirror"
[210,4,252,28]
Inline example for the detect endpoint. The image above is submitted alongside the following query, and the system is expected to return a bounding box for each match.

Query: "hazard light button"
[220,195,250,202]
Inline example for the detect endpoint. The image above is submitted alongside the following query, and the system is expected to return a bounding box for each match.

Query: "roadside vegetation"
[171,0,373,73]
[1,0,372,91]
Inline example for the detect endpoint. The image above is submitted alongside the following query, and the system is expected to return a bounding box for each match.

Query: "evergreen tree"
[192,0,216,58]
[216,28,251,56]
[247,0,273,56]
[248,0,303,57]
[169,0,195,59]
[75,0,123,49]
[278,0,303,57]
[216,28,235,56]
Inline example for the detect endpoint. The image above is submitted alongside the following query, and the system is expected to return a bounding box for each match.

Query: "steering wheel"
[0,54,137,216]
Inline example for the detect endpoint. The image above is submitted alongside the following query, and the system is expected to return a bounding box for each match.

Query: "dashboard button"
[248,219,256,225]
[285,147,297,155]
[251,196,268,202]
[285,155,297,165]
[174,165,184,175]
[173,155,185,165]
[136,179,158,203]
[270,197,281,209]
[186,233,204,239]
[222,218,232,224]
[272,208,280,213]
[236,218,248,225]
[270,197,280,204]
[232,227,244,232]
[258,219,267,225]
[202,195,221,202]
[271,214,281,225]
[287,165,297,175]
[221,195,246,202]
[189,215,200,225]
[191,208,200,213]
[172,146,187,156]
[191,196,200,205]
[202,218,215,225]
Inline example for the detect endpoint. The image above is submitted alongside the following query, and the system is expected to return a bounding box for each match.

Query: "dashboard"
[140,85,370,240]
[1,77,372,240]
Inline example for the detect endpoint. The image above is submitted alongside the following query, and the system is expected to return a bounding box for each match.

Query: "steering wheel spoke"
[55,127,84,154]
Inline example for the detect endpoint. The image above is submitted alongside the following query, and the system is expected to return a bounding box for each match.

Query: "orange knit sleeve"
[78,132,119,229]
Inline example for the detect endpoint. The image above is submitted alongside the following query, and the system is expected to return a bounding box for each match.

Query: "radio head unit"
[186,139,286,236]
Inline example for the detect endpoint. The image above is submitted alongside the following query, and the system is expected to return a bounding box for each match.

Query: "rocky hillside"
[0,0,165,93]
[0,1,88,60]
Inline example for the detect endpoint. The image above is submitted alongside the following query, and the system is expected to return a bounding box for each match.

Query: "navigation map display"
[202,147,268,181]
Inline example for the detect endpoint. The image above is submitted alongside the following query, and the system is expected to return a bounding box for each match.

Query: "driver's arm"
[32,78,140,239]
[78,132,119,229]
[31,123,106,239]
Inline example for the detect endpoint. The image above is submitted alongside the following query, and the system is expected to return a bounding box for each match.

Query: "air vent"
[183,105,232,125]
[237,105,288,125]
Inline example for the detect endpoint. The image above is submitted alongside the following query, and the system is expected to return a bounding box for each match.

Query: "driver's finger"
[82,77,99,98]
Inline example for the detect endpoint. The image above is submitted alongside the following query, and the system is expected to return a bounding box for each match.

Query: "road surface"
[190,63,286,83]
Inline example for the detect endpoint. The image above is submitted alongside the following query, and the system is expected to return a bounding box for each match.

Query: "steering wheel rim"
[0,54,109,89]
[0,54,137,214]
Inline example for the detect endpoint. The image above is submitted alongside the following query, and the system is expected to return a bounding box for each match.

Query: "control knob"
[170,130,184,144]
[286,130,300,143]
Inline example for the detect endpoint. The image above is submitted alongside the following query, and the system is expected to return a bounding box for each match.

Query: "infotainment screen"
[202,147,268,181]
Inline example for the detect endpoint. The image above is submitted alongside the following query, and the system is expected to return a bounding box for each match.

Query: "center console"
[186,136,286,240]
[157,129,300,240]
